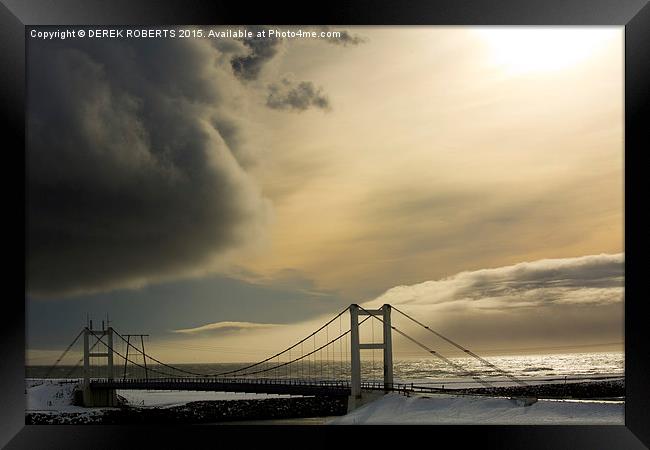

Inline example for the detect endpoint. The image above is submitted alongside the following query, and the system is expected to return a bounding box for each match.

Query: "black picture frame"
[3,0,648,448]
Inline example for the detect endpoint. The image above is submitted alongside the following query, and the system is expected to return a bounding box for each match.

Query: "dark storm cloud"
[27,38,270,298]
[231,28,282,81]
[266,78,331,112]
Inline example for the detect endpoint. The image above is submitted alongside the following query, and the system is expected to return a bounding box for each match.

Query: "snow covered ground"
[327,392,624,425]
[26,379,90,413]
[117,390,296,407]
[25,379,298,412]
[27,379,624,425]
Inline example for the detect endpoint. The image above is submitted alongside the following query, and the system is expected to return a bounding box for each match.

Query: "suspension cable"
[391,306,528,387]
[44,329,84,378]
[232,315,372,378]
[113,306,353,379]
[87,329,180,378]
[206,305,352,377]
[113,330,208,377]
[64,336,102,378]
[356,305,494,389]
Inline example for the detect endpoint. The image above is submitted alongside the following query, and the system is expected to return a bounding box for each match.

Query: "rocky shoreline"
[26,396,349,425]
[453,379,624,399]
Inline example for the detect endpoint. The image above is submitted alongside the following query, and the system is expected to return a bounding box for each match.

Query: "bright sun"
[477,27,618,75]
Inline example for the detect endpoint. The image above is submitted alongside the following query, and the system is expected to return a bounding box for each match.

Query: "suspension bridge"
[43,304,532,408]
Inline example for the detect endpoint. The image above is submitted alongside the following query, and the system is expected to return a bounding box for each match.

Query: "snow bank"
[327,393,624,425]
[117,390,297,408]
[26,379,88,413]
[26,379,299,412]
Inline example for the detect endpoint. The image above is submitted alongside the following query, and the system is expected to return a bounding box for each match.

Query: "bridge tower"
[349,304,393,398]
[82,321,117,406]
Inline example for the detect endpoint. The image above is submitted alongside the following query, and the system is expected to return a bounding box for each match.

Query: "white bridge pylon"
[83,326,114,387]
[349,304,393,398]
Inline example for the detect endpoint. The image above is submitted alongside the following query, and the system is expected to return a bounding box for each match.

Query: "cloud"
[227,266,339,298]
[229,27,365,82]
[364,253,624,352]
[173,321,279,336]
[27,37,271,298]
[228,28,339,112]
[266,77,331,112]
[319,27,367,46]
[373,253,624,309]
[26,270,350,353]
[156,253,623,361]
[231,28,282,81]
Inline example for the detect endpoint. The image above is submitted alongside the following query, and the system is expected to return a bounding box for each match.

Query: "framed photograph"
[3,0,648,447]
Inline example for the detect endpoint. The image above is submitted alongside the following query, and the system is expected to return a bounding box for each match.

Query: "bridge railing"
[87,377,429,392]
[87,377,469,397]
[89,377,353,389]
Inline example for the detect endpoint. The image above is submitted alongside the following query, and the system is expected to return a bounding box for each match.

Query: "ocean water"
[26,351,623,384]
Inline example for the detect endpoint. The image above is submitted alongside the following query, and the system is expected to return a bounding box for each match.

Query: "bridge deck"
[90,378,354,396]
[89,377,452,397]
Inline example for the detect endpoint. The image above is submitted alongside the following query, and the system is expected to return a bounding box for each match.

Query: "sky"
[26,26,624,364]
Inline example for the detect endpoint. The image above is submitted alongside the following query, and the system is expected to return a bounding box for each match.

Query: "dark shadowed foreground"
[26,396,348,424]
